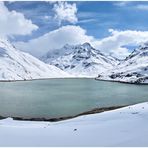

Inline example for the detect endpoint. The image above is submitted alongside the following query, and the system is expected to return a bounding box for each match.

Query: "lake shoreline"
[0,105,126,122]
[95,78,148,85]
[0,77,93,83]
[0,77,148,85]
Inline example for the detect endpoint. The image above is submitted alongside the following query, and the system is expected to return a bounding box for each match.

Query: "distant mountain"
[97,42,148,84]
[0,38,69,81]
[41,43,118,77]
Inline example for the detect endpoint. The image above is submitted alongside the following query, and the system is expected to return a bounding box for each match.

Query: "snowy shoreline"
[1,77,148,85]
[0,102,148,146]
[95,78,148,85]
[0,105,126,122]
[0,77,94,82]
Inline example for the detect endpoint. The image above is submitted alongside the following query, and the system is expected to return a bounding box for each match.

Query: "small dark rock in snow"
[74,129,77,131]
[132,112,139,114]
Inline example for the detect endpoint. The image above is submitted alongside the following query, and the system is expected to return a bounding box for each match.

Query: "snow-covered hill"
[42,43,118,77]
[0,102,148,146]
[97,42,148,84]
[0,38,69,81]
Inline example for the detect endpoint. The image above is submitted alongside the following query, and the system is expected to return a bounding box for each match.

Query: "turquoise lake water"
[0,78,148,118]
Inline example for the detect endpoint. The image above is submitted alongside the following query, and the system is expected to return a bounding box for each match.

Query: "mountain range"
[97,43,148,84]
[0,38,147,83]
[41,43,118,77]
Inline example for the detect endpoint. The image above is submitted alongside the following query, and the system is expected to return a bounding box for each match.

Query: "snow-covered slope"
[97,42,148,84]
[42,43,118,77]
[0,102,148,146]
[0,38,69,80]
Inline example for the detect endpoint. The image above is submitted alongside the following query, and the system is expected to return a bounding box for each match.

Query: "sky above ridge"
[1,1,148,58]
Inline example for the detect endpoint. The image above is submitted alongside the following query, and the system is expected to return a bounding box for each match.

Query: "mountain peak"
[63,43,73,49]
[63,42,93,50]
[42,42,118,77]
[81,42,92,48]
[139,42,148,50]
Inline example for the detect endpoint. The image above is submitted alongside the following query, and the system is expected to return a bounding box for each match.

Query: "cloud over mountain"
[14,25,94,57]
[14,25,148,59]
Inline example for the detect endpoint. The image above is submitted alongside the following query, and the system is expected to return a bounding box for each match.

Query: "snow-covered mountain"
[0,38,69,81]
[97,42,148,84]
[41,43,118,77]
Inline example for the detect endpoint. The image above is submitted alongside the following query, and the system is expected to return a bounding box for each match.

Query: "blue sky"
[2,1,148,58]
[5,1,148,41]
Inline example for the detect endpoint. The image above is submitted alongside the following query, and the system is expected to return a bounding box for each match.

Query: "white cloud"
[113,1,130,7]
[0,2,38,37]
[135,4,148,10]
[14,25,148,59]
[44,15,52,20]
[46,1,57,4]
[14,25,94,57]
[53,2,78,25]
[78,19,96,24]
[93,29,148,58]
[114,2,148,11]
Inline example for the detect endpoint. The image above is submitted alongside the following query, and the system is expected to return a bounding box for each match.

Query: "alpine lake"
[0,78,148,121]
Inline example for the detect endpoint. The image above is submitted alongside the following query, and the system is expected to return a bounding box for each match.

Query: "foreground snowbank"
[0,102,148,146]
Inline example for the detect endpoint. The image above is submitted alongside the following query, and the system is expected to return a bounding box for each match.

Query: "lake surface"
[0,78,148,119]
